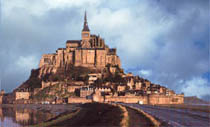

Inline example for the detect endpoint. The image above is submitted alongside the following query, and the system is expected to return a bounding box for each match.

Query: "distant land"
[184,96,210,105]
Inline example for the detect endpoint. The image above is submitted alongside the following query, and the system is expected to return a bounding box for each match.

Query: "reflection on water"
[1,117,21,127]
[0,105,56,127]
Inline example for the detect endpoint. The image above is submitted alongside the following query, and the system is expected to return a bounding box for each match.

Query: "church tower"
[81,11,91,48]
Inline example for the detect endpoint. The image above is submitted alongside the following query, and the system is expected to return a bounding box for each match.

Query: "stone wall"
[41,81,59,89]
[75,49,82,66]
[148,94,184,105]
[80,89,94,97]
[67,93,184,104]
[93,90,104,102]
[39,54,56,68]
[64,52,73,65]
[68,97,92,103]
[82,49,95,66]
[105,96,148,104]
[104,94,183,104]
[66,42,80,48]
[39,66,57,77]
[96,50,106,68]
[39,40,121,72]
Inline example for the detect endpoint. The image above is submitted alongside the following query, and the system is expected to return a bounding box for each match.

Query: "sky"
[0,0,209,100]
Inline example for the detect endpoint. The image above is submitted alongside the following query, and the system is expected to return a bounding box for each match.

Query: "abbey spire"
[82,11,90,31]
[81,11,91,48]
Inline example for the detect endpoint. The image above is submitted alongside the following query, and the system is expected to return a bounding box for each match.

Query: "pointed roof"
[82,11,90,32]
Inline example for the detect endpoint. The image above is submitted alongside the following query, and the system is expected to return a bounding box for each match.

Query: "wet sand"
[44,103,123,127]
[1,104,80,115]
[1,103,155,127]
[36,103,154,127]
[0,104,80,127]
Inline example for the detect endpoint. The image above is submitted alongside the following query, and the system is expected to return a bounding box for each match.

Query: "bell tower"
[81,11,91,48]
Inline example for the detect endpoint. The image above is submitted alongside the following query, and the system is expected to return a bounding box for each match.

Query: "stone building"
[88,73,102,84]
[68,97,92,103]
[117,85,126,92]
[39,12,121,75]
[127,77,135,90]
[96,87,111,93]
[93,89,104,102]
[135,82,142,90]
[0,90,4,104]
[15,92,30,100]
[144,80,151,88]
[41,81,59,89]
[80,86,94,97]
[67,85,83,93]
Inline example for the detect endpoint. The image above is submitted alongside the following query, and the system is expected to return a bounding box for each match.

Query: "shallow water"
[0,105,56,127]
[0,117,21,127]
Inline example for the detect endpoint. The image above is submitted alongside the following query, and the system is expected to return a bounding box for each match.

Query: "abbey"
[4,12,183,105]
[39,12,121,70]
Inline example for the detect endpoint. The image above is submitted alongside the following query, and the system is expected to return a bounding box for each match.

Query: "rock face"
[39,12,121,77]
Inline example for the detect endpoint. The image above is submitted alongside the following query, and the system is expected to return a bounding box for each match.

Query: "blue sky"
[0,0,209,100]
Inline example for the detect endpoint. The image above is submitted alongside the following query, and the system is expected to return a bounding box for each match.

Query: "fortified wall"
[68,93,184,104]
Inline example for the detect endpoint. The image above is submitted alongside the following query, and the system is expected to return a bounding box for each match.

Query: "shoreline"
[0,103,157,127]
[0,103,81,115]
[31,103,156,127]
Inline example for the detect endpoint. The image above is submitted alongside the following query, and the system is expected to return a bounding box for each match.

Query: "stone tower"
[81,11,91,48]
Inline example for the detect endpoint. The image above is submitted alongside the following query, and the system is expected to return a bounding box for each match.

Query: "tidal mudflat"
[0,104,80,127]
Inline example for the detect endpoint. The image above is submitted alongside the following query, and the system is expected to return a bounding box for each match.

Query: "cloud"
[139,70,152,77]
[44,0,102,9]
[15,56,38,70]
[2,0,102,17]
[0,0,209,100]
[181,77,210,98]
